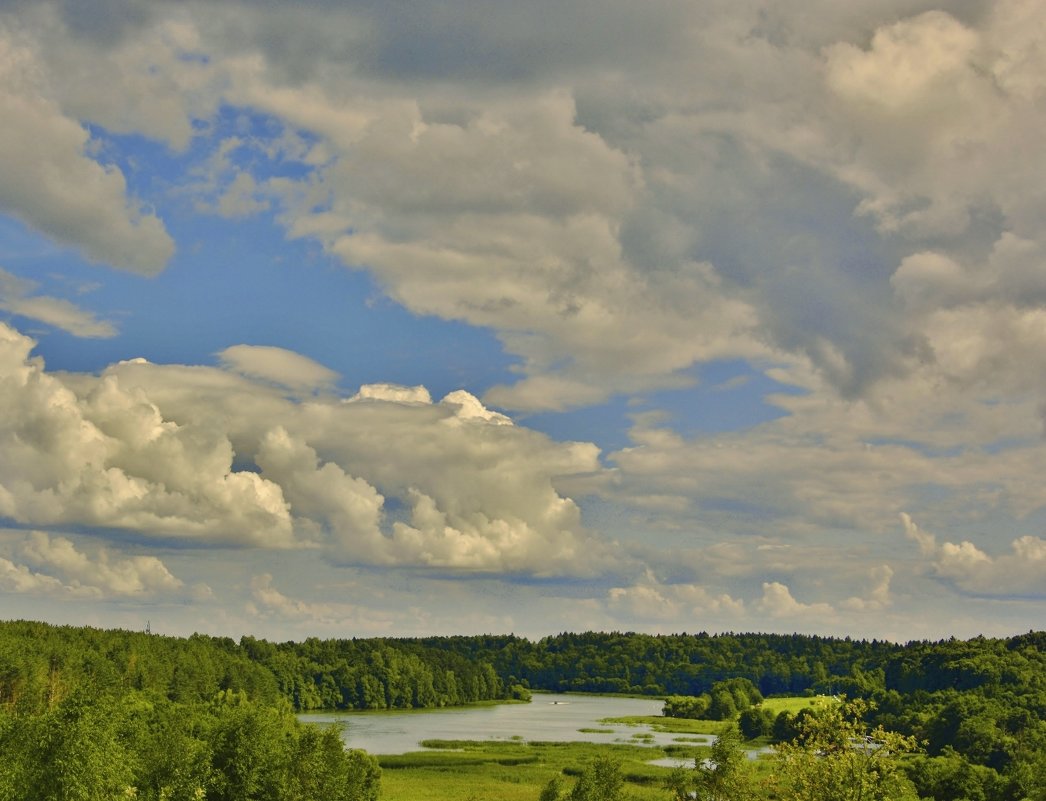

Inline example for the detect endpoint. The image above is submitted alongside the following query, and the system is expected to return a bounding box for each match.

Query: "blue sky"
[0,0,1044,642]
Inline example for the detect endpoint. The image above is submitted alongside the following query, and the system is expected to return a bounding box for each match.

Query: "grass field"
[760,694,836,716]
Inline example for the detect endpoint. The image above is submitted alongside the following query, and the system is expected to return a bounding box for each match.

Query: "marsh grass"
[376,738,708,801]
[601,714,732,736]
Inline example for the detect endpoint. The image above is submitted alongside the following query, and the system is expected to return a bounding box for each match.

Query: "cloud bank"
[0,1,1045,638]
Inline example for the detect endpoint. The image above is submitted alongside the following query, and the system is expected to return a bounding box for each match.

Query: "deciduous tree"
[773,698,920,801]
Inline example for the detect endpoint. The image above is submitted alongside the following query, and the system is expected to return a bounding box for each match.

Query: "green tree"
[287,726,381,801]
[206,691,293,801]
[695,725,759,801]
[707,689,737,721]
[905,748,1000,801]
[125,695,213,801]
[773,698,920,801]
[539,775,564,801]
[342,748,382,801]
[15,690,135,801]
[738,706,774,740]
[568,755,624,801]
[664,725,758,801]
[663,694,710,719]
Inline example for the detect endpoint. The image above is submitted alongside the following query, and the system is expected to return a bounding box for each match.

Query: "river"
[299,692,716,755]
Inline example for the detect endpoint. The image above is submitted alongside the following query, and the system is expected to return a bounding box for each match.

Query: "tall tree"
[773,698,920,801]
[665,725,760,801]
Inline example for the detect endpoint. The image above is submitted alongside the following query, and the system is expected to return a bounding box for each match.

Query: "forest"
[0,620,1043,800]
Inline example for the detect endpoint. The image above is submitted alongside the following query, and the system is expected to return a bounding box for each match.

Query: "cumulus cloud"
[0,321,607,575]
[254,426,387,561]
[0,323,294,546]
[607,570,744,622]
[756,581,835,621]
[900,513,937,557]
[18,531,185,596]
[840,565,894,612]
[606,338,1046,564]
[3,1,1046,634]
[348,383,432,404]
[0,530,196,599]
[824,11,980,115]
[5,0,1046,410]
[7,1,1043,409]
[18,2,220,150]
[902,513,1046,597]
[440,390,513,425]
[0,555,67,595]
[248,572,343,623]
[0,26,174,273]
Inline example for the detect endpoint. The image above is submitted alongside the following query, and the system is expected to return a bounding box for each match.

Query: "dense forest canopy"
[0,620,1043,800]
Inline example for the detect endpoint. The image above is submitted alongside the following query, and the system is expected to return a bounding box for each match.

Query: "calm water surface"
[300,693,715,755]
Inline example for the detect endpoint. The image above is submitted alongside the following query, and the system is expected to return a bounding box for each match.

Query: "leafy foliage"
[0,688,381,801]
[773,699,920,801]
[664,725,758,801]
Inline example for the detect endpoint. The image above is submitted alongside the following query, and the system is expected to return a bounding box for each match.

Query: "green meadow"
[758,694,835,716]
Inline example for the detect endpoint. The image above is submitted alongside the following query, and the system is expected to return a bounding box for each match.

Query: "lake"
[299,693,716,755]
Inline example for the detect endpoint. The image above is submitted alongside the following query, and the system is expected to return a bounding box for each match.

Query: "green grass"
[601,714,732,736]
[760,695,836,716]
[375,738,708,801]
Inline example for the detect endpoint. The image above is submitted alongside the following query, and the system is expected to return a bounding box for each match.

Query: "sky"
[0,0,1044,644]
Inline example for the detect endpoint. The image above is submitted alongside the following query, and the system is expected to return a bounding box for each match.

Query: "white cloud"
[840,565,894,612]
[248,572,338,622]
[607,570,744,622]
[4,0,1046,411]
[218,344,339,391]
[824,11,980,114]
[21,4,220,151]
[0,320,608,575]
[5,1,1040,411]
[901,513,936,557]
[348,383,432,404]
[0,323,295,546]
[0,555,68,595]
[245,572,411,634]
[18,531,185,596]
[254,426,387,562]
[0,529,196,599]
[440,390,513,426]
[756,581,835,622]
[0,267,115,337]
[0,27,174,273]
[902,514,1046,597]
[1,2,1045,635]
